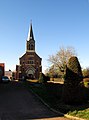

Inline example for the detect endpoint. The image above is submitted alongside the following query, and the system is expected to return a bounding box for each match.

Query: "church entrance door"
[26,67,35,79]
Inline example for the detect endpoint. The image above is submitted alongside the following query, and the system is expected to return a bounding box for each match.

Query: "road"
[0,81,70,120]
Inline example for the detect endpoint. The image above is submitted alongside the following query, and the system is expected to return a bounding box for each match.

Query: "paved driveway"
[0,82,70,120]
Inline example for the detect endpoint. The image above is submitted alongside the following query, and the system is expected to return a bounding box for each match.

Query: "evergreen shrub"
[65,56,83,85]
[39,72,49,83]
[62,56,86,104]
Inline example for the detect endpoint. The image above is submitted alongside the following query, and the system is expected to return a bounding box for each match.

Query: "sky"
[0,0,89,72]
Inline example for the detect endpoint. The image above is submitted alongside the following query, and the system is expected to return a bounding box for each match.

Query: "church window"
[29,44,34,50]
[30,44,34,50]
[29,60,34,64]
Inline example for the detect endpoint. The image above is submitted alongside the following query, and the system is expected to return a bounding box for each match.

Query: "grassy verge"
[68,110,89,119]
[23,81,89,119]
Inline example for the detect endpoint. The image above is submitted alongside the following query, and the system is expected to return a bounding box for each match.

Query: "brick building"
[0,63,5,80]
[16,23,42,80]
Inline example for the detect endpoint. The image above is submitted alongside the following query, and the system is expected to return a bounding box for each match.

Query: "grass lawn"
[23,80,89,120]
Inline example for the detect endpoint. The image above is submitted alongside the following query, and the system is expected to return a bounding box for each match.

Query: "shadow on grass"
[23,81,89,119]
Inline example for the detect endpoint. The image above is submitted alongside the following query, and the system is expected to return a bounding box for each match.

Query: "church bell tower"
[26,23,35,52]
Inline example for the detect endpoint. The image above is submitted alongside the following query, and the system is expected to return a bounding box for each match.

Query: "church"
[16,23,42,80]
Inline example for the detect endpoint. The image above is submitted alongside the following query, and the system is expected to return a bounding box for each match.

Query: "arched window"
[31,44,34,50]
[29,44,34,50]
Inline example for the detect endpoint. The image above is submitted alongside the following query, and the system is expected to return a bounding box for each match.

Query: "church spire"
[26,22,35,52]
[27,22,34,41]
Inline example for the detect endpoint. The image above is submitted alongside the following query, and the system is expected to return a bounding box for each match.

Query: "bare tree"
[48,46,76,75]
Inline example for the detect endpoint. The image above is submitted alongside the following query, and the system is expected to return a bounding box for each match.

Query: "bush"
[39,73,50,83]
[46,75,50,81]
[62,56,86,104]
[65,56,83,84]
